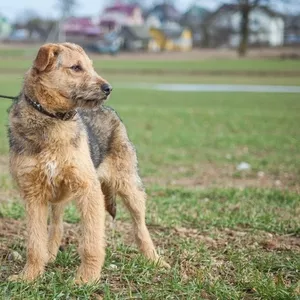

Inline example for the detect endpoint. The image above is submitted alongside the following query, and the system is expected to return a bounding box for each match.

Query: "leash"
[0,93,77,121]
[0,94,17,100]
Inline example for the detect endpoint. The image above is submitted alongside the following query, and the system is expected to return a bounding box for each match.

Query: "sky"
[0,0,221,21]
[1,0,299,22]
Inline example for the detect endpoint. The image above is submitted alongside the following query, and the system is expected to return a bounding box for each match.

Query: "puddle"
[120,83,300,93]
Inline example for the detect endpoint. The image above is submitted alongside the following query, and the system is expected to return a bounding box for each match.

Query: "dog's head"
[26,43,112,112]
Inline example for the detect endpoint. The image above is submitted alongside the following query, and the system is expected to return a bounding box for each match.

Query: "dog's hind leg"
[48,203,65,263]
[117,176,170,268]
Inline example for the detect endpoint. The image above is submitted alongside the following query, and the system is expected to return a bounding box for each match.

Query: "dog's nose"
[101,83,112,95]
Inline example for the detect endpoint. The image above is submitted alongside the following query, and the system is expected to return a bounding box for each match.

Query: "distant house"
[285,15,300,45]
[0,15,12,40]
[149,25,192,52]
[64,17,101,37]
[145,3,192,52]
[181,5,211,46]
[121,25,151,51]
[9,29,32,41]
[10,18,55,42]
[207,4,284,48]
[99,3,144,32]
[145,3,181,28]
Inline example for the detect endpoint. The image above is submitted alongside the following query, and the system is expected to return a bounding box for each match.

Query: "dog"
[8,42,169,284]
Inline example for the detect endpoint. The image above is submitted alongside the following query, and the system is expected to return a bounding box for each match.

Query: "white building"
[208,5,284,47]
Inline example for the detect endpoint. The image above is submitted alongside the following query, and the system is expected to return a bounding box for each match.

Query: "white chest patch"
[45,161,57,181]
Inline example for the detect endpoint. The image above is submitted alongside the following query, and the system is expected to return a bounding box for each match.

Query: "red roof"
[64,17,101,35]
[104,4,138,16]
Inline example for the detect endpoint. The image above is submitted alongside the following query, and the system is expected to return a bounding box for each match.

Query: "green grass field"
[2,57,300,72]
[1,46,300,75]
[0,51,299,299]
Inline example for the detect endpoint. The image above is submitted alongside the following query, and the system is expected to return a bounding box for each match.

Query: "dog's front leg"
[9,198,49,282]
[75,181,106,284]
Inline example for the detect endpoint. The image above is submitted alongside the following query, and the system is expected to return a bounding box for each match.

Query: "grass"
[0,188,299,299]
[1,78,300,178]
[95,59,300,73]
[0,55,299,299]
[0,47,38,57]
[1,50,300,74]
[107,74,300,86]
[2,73,300,91]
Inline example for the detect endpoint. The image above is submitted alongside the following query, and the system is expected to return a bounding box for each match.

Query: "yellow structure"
[149,27,192,52]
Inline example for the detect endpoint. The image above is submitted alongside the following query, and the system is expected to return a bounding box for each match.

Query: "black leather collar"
[24,94,77,121]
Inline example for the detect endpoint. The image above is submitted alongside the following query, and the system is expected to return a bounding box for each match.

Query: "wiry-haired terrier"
[8,43,169,284]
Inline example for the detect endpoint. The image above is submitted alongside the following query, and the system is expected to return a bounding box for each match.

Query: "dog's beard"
[70,86,107,109]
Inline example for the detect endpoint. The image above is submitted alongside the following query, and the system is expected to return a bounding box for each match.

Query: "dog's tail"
[101,182,116,219]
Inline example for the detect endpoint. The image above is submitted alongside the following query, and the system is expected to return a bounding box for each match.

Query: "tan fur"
[8,43,169,284]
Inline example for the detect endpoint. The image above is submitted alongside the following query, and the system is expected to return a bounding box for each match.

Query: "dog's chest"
[45,160,58,182]
[39,153,63,191]
[37,156,73,203]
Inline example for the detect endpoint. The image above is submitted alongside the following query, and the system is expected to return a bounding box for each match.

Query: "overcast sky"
[1,0,299,21]
[1,0,221,21]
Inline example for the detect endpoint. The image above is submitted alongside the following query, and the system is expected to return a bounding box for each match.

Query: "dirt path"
[1,43,299,60]
[1,42,300,60]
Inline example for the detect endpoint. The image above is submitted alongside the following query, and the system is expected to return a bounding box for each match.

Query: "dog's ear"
[33,44,60,72]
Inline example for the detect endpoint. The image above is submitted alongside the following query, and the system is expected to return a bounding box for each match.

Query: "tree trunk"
[202,24,210,48]
[238,5,250,57]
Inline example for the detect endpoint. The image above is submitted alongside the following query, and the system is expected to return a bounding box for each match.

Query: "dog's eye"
[70,65,82,72]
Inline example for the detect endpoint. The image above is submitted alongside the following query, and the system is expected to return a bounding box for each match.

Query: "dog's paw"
[74,275,101,285]
[8,273,38,282]
[156,258,171,269]
[8,267,44,282]
[8,274,23,282]
[8,273,34,282]
[75,267,101,285]
[47,253,57,264]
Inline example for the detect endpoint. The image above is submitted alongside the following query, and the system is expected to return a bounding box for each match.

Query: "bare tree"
[237,0,264,56]
[234,0,300,56]
[56,0,78,18]
[56,0,78,42]
[15,9,40,26]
